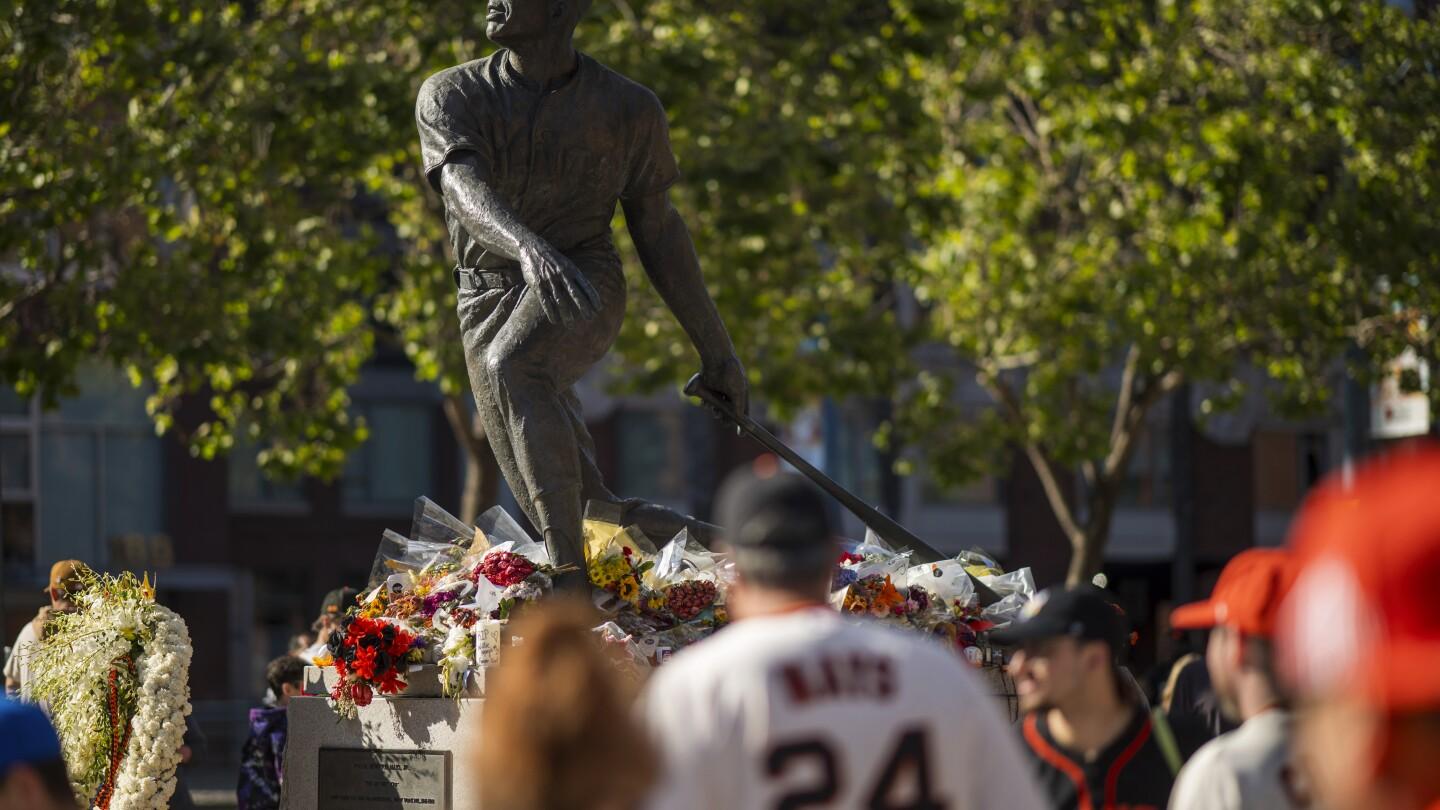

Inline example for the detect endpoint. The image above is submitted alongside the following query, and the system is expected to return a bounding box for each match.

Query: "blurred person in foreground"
[237,655,306,810]
[643,470,1046,810]
[1162,651,1236,760]
[477,600,655,810]
[4,560,87,699]
[1168,548,1309,809]
[1277,444,1440,810]
[995,585,1174,810]
[0,697,76,810]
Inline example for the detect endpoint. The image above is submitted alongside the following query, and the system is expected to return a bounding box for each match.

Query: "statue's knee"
[483,348,512,388]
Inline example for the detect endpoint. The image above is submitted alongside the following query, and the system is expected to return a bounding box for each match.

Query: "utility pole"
[1343,343,1371,487]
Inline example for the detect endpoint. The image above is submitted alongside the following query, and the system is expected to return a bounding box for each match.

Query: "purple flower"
[420,590,460,618]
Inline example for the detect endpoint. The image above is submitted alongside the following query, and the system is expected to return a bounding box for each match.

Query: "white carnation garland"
[31,572,193,810]
[111,606,191,809]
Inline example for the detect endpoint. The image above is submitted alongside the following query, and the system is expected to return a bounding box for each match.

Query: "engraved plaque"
[317,749,450,810]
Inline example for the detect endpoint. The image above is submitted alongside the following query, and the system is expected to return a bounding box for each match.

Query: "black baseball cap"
[319,587,358,617]
[990,585,1128,655]
[716,469,837,576]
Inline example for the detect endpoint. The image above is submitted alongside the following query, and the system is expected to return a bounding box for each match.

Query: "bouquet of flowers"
[324,615,423,717]
[646,528,732,627]
[30,570,192,810]
[587,530,656,608]
[830,539,914,622]
[471,541,569,621]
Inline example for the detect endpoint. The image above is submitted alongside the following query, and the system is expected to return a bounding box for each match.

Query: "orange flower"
[874,576,905,611]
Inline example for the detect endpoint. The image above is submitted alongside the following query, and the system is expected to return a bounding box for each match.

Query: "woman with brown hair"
[476,600,655,810]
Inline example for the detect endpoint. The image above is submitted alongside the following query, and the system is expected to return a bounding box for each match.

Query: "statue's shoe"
[584,497,722,549]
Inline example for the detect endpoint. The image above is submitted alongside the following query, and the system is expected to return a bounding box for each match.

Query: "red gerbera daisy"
[377,668,407,695]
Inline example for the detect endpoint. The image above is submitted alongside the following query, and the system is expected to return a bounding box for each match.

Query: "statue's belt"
[453,266,525,291]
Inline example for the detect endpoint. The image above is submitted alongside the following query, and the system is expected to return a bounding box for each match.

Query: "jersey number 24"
[765,726,948,810]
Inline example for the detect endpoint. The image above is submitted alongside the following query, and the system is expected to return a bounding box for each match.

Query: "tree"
[897,0,1440,583]
[3,0,935,520]
[2,1,406,479]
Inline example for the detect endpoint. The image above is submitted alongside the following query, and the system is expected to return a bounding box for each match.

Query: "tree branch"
[442,394,484,458]
[982,372,1084,544]
[1110,343,1141,451]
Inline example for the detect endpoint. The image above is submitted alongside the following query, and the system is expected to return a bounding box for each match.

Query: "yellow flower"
[313,653,334,667]
[645,593,667,612]
[617,575,640,603]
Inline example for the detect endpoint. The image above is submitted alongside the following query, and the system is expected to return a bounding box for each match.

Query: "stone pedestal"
[281,695,485,810]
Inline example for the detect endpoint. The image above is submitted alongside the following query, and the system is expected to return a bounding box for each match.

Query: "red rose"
[351,682,373,707]
[478,551,536,588]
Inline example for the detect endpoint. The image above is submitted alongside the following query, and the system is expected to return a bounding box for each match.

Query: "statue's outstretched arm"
[623,190,748,416]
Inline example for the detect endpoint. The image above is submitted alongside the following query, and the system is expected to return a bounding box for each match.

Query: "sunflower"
[617,575,640,603]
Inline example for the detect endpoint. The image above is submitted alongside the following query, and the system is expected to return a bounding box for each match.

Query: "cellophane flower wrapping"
[334,500,570,703]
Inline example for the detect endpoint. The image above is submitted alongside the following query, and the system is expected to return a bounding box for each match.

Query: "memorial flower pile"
[332,498,1037,702]
[321,505,574,704]
[30,570,193,810]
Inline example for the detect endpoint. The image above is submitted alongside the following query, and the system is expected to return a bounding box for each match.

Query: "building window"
[227,439,308,512]
[8,365,168,569]
[1253,429,1330,510]
[343,401,437,512]
[1,389,37,566]
[615,408,687,508]
[1119,426,1172,508]
[921,475,998,507]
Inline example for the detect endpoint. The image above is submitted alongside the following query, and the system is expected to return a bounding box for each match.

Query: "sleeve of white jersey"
[1169,739,1240,810]
[640,659,742,810]
[960,685,1051,810]
[3,622,35,684]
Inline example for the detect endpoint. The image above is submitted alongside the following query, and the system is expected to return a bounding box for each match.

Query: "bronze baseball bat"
[685,375,1000,607]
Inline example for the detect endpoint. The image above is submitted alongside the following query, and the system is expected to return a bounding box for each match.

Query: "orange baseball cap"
[1276,443,1440,711]
[1171,548,1293,638]
[44,559,88,595]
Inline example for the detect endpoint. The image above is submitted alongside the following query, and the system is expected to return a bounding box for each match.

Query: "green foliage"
[1,1,411,477]
[4,0,1435,534]
[897,0,1439,577]
[3,0,925,477]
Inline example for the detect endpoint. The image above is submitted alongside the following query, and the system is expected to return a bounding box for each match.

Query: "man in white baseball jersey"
[642,470,1047,810]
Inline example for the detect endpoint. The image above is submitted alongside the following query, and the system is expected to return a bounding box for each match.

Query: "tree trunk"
[442,394,500,524]
[1067,487,1117,586]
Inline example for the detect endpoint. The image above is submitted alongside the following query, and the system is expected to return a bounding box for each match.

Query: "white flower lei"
[110,606,192,810]
[31,574,193,810]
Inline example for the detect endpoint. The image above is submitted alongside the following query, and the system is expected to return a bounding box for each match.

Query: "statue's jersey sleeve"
[416,73,492,194]
[621,90,681,200]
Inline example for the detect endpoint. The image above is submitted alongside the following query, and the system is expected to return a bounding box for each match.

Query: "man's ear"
[282,682,304,699]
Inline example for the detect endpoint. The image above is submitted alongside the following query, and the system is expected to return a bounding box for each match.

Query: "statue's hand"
[700,355,749,420]
[518,239,600,326]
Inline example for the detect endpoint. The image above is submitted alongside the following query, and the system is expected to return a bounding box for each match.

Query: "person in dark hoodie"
[238,655,306,810]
